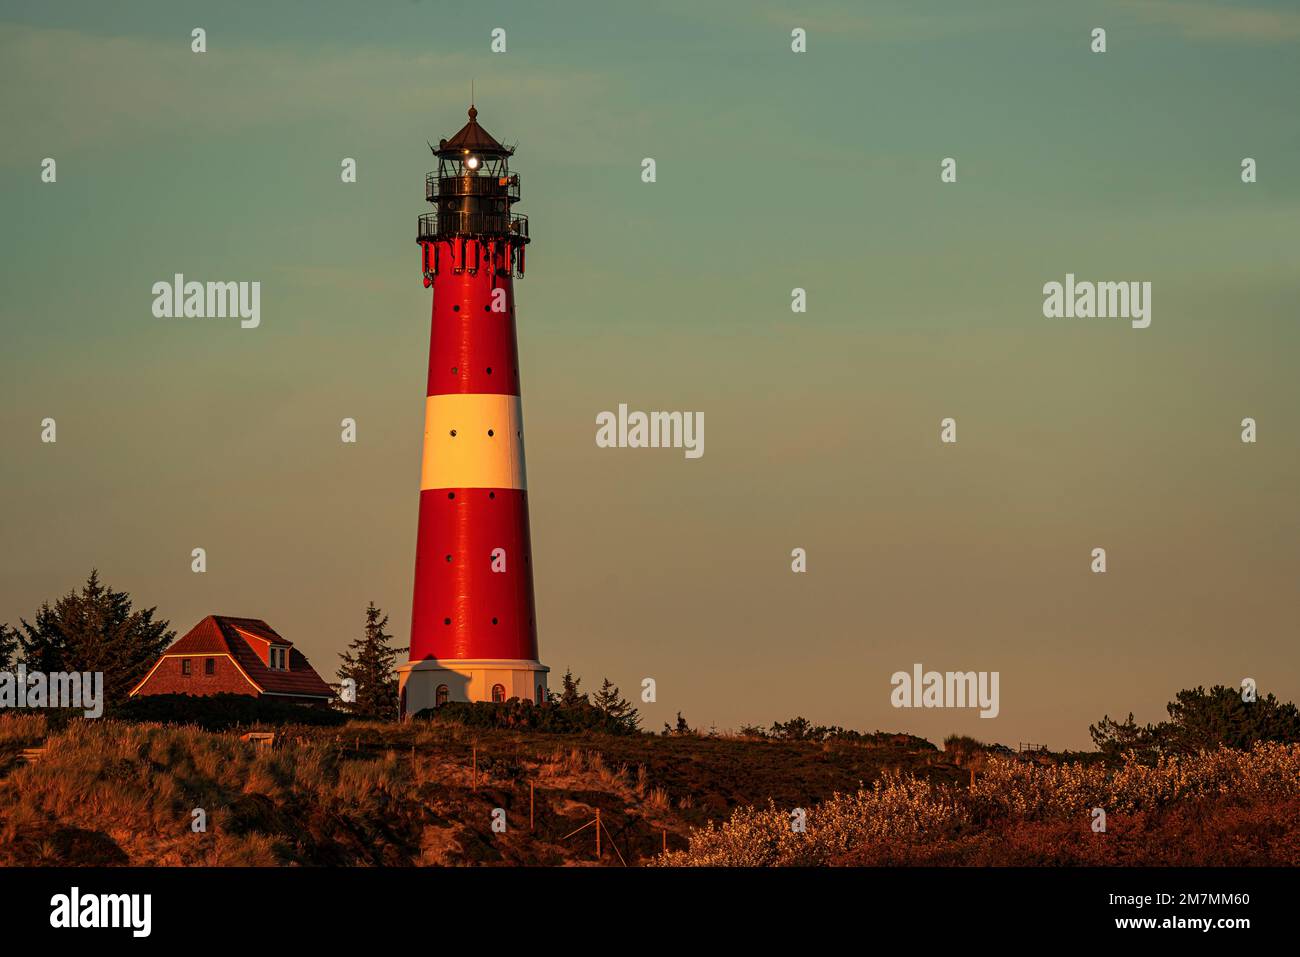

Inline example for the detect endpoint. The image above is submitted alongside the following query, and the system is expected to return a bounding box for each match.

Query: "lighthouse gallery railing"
[417,211,529,242]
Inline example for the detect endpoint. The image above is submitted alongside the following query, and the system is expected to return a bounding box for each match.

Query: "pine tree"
[337,602,399,720]
[591,677,640,731]
[13,570,174,703]
[559,668,586,707]
[0,623,16,670]
[663,711,692,736]
[1090,685,1300,760]
[1163,685,1300,752]
[1088,712,1157,761]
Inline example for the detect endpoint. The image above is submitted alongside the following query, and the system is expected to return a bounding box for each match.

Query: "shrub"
[655,771,969,866]
[659,743,1300,866]
[413,698,639,736]
[109,693,347,731]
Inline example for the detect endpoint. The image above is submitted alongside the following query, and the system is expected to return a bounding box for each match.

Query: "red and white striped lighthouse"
[398,105,547,716]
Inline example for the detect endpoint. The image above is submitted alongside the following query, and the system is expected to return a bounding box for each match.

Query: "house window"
[181,658,191,676]
[205,658,215,676]
[435,684,449,707]
[269,647,288,670]
[491,684,506,703]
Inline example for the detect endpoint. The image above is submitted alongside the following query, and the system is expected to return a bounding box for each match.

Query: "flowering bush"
[655,771,969,866]
[659,744,1300,866]
[970,742,1300,817]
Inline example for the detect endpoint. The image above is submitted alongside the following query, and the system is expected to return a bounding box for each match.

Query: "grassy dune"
[0,714,947,866]
[2,714,1296,866]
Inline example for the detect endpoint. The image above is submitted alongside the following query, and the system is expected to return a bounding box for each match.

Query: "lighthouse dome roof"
[435,105,513,157]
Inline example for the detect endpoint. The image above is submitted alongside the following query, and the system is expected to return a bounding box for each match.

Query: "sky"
[2,0,1298,749]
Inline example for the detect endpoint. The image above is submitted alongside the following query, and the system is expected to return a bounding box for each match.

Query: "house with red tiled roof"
[128,615,335,705]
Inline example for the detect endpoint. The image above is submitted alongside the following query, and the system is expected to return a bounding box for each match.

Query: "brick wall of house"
[134,655,260,698]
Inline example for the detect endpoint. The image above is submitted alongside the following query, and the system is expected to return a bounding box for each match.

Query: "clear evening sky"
[2,0,1297,748]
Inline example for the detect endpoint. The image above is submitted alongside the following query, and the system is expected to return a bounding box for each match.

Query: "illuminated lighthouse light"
[398,105,546,717]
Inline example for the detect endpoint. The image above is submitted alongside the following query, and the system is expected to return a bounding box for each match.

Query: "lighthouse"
[398,105,548,717]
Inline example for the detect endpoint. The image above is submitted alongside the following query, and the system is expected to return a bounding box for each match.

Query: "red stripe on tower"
[399,105,546,717]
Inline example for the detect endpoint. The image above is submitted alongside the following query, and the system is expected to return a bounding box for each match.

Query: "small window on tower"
[436,685,450,707]
[491,684,506,703]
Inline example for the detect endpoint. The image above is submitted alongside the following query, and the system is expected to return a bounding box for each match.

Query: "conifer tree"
[12,570,174,703]
[337,602,399,720]
[1091,685,1300,759]
[591,677,640,731]
[559,667,586,707]
[663,711,692,736]
[0,624,16,671]
[592,681,642,733]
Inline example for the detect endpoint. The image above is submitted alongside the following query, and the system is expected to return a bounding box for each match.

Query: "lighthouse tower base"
[398,658,549,717]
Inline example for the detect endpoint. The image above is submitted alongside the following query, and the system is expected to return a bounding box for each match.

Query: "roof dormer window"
[269,646,289,671]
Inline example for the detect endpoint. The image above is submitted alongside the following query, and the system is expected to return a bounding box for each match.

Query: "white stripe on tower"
[420,393,527,491]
